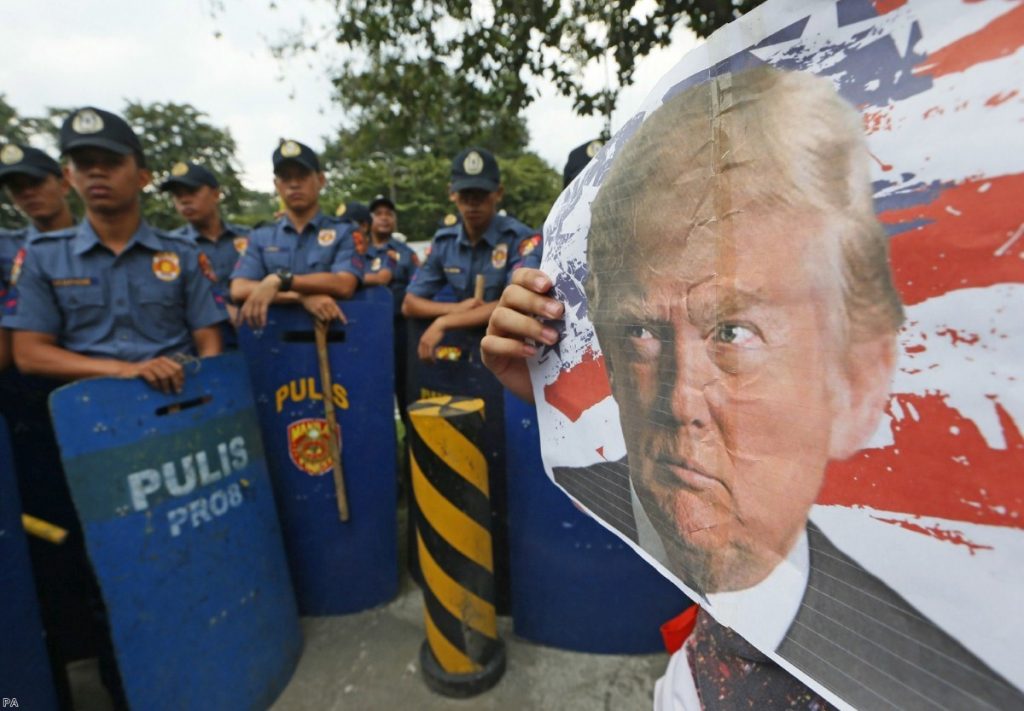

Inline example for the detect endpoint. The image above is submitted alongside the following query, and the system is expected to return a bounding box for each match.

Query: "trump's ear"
[829,334,898,460]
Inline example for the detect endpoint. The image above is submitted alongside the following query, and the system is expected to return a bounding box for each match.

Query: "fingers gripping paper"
[531,1,1024,709]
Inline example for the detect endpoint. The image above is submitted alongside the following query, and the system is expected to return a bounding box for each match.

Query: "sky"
[0,0,700,191]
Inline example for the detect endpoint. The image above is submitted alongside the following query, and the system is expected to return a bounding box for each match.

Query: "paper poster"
[532,1,1024,707]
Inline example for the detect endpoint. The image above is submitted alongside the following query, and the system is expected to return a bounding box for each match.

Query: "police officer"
[230,140,363,328]
[402,147,542,361]
[161,161,249,341]
[2,106,226,710]
[364,193,419,411]
[4,107,226,393]
[563,138,603,188]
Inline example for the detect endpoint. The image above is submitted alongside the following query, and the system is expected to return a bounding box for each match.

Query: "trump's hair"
[586,66,904,343]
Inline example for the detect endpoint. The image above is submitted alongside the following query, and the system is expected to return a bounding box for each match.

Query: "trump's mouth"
[654,454,722,492]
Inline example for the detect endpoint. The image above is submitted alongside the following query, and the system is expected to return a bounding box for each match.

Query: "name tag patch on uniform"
[444,267,462,274]
[491,243,508,269]
[51,277,97,288]
[233,236,249,254]
[317,229,336,247]
[152,252,181,282]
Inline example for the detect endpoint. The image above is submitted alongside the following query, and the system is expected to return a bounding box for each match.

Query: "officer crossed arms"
[401,147,542,362]
[230,140,364,328]
[3,107,225,394]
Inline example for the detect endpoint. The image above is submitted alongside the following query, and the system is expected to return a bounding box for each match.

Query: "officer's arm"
[12,331,137,380]
[191,325,222,357]
[229,277,302,304]
[402,292,464,318]
[292,272,358,299]
[427,301,499,331]
[362,268,393,286]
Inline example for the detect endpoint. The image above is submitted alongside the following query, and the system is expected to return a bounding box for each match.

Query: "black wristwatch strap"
[275,268,293,292]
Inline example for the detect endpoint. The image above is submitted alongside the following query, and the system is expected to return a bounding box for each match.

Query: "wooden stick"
[315,318,349,522]
[474,274,485,301]
[22,514,68,544]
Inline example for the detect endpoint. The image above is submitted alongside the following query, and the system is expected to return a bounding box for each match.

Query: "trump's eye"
[713,323,760,346]
[625,324,656,340]
[622,323,661,362]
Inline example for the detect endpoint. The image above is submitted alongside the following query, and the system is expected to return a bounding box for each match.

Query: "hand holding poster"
[530,1,1023,708]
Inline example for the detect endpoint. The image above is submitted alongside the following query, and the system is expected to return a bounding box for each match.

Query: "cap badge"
[280,140,302,158]
[463,151,484,175]
[152,252,181,282]
[586,140,603,158]
[171,162,189,177]
[1,145,24,165]
[443,214,458,227]
[335,203,347,217]
[71,109,104,135]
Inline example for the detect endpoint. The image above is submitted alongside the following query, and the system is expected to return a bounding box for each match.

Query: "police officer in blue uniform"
[230,140,363,328]
[364,193,419,411]
[161,160,249,345]
[2,106,226,710]
[4,107,226,393]
[402,147,542,361]
[0,144,78,369]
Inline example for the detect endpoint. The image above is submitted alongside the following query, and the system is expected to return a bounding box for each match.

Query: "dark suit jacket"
[553,458,1023,709]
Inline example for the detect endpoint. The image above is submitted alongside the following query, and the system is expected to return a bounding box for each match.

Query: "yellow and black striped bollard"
[408,396,505,697]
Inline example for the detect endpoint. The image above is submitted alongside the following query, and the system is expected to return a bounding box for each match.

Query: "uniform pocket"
[54,284,106,333]
[132,279,187,341]
[262,248,293,272]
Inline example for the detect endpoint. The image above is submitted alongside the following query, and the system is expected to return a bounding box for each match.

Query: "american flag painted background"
[532,0,1023,696]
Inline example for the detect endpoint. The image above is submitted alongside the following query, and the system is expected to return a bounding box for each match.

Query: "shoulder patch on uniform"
[198,252,218,283]
[8,247,26,286]
[518,233,541,257]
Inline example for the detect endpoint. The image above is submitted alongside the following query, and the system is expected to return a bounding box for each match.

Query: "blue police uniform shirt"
[3,220,227,361]
[366,238,419,316]
[407,214,542,302]
[173,220,249,304]
[230,211,365,282]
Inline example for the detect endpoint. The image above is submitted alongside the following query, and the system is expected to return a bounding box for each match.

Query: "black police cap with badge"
[336,201,370,225]
[563,138,603,188]
[0,143,62,185]
[60,107,146,164]
[160,161,219,191]
[450,147,500,193]
[368,194,395,213]
[273,140,320,174]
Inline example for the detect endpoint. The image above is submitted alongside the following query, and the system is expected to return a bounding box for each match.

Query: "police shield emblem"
[233,236,249,254]
[317,229,336,247]
[464,151,484,175]
[0,144,24,165]
[71,109,104,134]
[518,234,541,257]
[491,243,508,269]
[152,251,181,281]
[287,418,335,476]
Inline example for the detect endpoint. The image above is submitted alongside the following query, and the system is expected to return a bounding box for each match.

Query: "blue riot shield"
[238,288,399,615]
[48,353,301,711]
[406,318,511,613]
[505,394,692,653]
[0,415,59,710]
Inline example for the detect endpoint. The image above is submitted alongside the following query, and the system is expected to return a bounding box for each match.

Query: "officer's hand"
[123,357,186,395]
[454,296,484,313]
[418,319,446,363]
[481,268,563,403]
[300,294,347,324]
[238,276,281,329]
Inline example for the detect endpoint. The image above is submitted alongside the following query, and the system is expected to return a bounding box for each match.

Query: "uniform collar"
[283,210,327,235]
[182,217,240,242]
[73,219,162,255]
[458,216,501,249]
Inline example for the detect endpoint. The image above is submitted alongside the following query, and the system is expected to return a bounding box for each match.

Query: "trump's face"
[595,206,890,594]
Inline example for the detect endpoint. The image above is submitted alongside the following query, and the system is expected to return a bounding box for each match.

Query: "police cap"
[450,147,500,193]
[160,161,220,191]
[563,138,603,188]
[273,140,320,174]
[60,107,145,160]
[368,194,395,212]
[336,200,370,225]
[0,143,62,185]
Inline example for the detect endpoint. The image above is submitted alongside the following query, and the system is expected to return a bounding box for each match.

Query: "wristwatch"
[274,268,293,292]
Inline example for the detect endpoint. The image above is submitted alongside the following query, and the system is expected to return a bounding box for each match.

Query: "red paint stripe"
[819,393,1024,529]
[914,4,1024,79]
[872,516,994,554]
[881,173,1024,306]
[543,347,612,422]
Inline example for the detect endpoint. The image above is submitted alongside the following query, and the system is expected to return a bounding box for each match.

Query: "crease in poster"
[531,1,1024,708]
